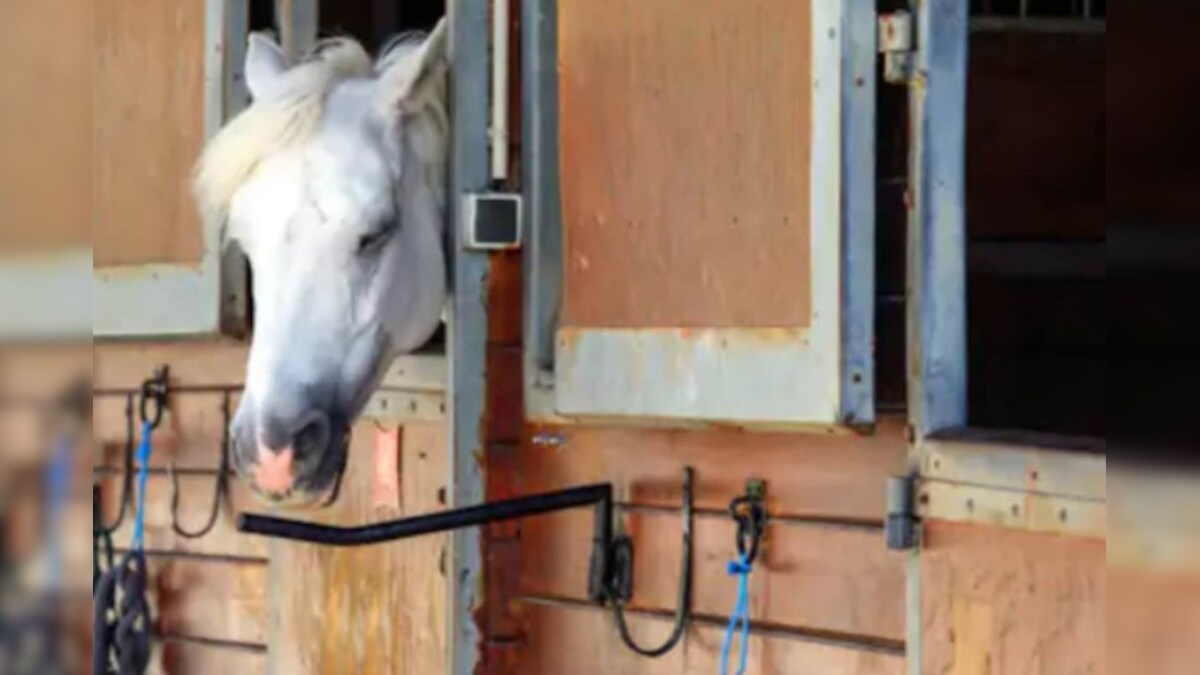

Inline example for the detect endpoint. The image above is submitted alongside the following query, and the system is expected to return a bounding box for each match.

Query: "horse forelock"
[192,38,374,226]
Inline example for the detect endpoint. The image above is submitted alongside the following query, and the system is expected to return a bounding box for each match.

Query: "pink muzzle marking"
[253,446,296,495]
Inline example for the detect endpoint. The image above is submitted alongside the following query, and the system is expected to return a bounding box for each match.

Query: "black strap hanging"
[610,467,695,658]
[93,550,153,675]
[236,465,703,661]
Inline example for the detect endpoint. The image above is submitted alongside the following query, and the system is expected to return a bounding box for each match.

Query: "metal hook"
[139,366,169,431]
[610,467,695,659]
[170,391,232,539]
[729,479,768,566]
[94,393,137,537]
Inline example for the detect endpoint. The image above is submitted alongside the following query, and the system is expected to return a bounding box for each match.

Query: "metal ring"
[730,496,767,565]
[138,368,169,429]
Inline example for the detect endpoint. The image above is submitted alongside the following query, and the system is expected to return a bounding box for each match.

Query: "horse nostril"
[293,412,331,457]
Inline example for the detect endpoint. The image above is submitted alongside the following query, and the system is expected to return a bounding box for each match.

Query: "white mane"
[192,37,373,223]
[194,28,449,227]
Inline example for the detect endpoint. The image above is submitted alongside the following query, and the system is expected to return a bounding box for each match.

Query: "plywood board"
[269,422,448,675]
[521,418,908,522]
[93,0,207,268]
[91,555,270,647]
[155,642,268,675]
[0,343,91,461]
[0,0,92,256]
[149,558,269,645]
[921,521,1104,675]
[0,343,92,398]
[522,510,906,642]
[1109,569,1200,675]
[2,341,272,675]
[515,602,904,675]
[93,340,250,390]
[559,0,812,329]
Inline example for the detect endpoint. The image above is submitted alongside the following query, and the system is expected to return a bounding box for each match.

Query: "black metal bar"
[237,484,613,548]
[588,486,615,603]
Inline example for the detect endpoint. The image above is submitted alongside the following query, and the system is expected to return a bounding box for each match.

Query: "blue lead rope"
[130,420,155,551]
[719,554,753,675]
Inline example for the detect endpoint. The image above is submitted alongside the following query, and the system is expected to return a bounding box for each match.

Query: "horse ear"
[377,18,449,116]
[246,32,289,100]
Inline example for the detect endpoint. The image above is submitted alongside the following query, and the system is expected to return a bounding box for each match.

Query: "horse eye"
[357,229,393,254]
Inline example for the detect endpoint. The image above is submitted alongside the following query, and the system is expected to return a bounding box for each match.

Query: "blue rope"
[719,554,753,675]
[130,420,155,551]
[45,435,74,590]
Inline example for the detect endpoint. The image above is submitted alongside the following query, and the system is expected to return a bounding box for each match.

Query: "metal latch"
[879,11,915,85]
[885,475,920,551]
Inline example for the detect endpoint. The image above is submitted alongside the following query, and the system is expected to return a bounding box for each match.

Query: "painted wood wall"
[476,250,909,675]
[1,342,449,675]
[471,11,1114,675]
[0,0,207,265]
[920,522,1105,674]
[471,1,910,670]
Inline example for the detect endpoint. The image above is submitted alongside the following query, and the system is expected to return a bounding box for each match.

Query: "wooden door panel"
[559,0,812,329]
[544,0,876,427]
[93,0,208,268]
[0,0,92,256]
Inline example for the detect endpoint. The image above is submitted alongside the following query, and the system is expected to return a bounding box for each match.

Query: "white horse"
[193,21,449,506]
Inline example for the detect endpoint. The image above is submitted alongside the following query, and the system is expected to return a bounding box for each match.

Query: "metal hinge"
[879,11,916,85]
[885,475,921,551]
